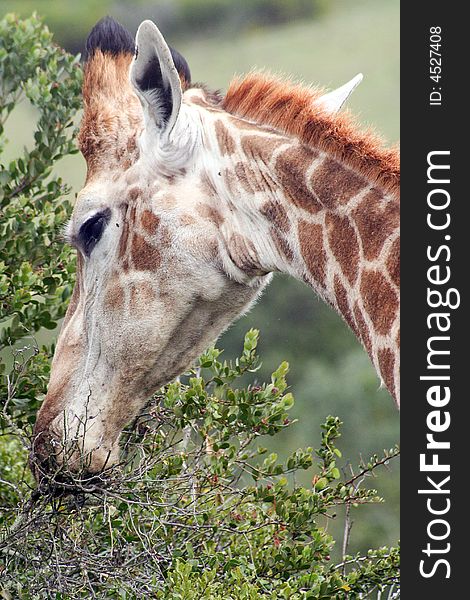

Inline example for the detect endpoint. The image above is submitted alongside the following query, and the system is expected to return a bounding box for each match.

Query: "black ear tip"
[170,46,191,85]
[85,16,135,60]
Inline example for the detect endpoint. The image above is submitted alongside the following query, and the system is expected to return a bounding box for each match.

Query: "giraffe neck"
[209,122,400,404]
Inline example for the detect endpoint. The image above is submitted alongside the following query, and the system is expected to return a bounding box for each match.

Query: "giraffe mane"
[222,72,400,197]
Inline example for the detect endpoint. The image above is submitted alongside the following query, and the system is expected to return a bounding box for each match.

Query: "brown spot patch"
[241,134,287,165]
[298,220,326,286]
[271,227,293,263]
[360,270,399,336]
[260,200,290,232]
[128,187,141,202]
[276,146,322,214]
[196,203,224,227]
[353,188,400,260]
[326,213,360,285]
[311,158,365,208]
[215,120,236,156]
[228,233,262,275]
[386,237,400,287]
[378,347,396,398]
[334,275,356,335]
[234,162,265,194]
[202,238,220,261]
[104,282,125,311]
[228,116,267,132]
[353,302,372,356]
[180,213,196,226]
[131,234,161,271]
[130,281,156,312]
[141,210,160,235]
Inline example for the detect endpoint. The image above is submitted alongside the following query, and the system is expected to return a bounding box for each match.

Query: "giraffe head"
[30,18,272,481]
[31,17,390,483]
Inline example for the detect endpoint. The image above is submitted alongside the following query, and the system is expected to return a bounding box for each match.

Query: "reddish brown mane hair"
[223,72,400,197]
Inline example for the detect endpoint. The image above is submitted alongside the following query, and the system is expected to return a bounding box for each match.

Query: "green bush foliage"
[1,330,399,598]
[0,13,82,426]
[0,14,399,599]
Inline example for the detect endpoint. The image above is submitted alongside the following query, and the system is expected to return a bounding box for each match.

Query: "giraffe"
[30,17,399,482]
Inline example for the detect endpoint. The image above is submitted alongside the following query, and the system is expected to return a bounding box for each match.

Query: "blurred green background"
[2,0,399,559]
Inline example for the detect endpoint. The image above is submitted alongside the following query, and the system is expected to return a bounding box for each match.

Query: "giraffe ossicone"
[30,17,400,483]
[315,73,363,114]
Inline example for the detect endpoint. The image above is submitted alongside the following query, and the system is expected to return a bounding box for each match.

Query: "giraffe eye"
[79,209,111,256]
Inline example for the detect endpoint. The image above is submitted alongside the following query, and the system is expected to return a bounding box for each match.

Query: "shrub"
[0,13,81,427]
[1,329,399,598]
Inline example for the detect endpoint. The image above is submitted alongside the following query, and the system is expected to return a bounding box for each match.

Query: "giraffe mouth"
[30,450,114,496]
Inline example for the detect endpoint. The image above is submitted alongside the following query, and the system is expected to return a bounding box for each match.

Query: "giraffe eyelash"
[61,218,74,245]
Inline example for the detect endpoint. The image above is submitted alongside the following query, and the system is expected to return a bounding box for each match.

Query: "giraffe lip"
[30,434,114,494]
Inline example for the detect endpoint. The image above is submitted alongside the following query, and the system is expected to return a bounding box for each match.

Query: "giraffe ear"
[315,73,363,114]
[130,20,190,136]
